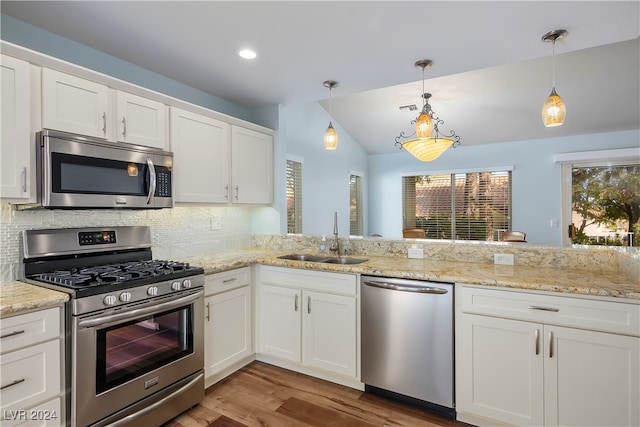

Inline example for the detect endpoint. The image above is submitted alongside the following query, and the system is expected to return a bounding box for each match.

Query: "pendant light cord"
[551,39,557,88]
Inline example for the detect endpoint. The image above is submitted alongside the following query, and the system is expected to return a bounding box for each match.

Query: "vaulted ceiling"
[2,1,639,153]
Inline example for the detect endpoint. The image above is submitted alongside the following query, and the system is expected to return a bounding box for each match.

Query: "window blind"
[402,171,511,241]
[350,174,364,236]
[286,159,303,234]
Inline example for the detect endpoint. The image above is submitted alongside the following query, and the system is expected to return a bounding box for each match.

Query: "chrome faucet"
[329,211,340,257]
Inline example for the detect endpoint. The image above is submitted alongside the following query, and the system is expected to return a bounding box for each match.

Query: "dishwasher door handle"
[363,280,448,294]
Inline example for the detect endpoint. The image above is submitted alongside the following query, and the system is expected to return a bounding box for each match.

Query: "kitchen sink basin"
[277,254,368,265]
[321,257,368,265]
[277,254,330,262]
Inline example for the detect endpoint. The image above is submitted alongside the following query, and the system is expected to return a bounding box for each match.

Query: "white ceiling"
[2,1,639,154]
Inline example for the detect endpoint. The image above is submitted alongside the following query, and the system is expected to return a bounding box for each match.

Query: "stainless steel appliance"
[23,226,204,427]
[36,130,173,209]
[361,276,455,419]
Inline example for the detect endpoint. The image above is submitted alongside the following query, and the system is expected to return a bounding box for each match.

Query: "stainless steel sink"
[277,254,330,262]
[321,257,368,265]
[277,254,368,264]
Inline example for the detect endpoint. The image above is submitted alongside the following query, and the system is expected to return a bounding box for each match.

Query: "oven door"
[72,289,203,427]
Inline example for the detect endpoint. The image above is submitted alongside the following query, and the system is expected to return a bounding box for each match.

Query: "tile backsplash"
[0,204,254,282]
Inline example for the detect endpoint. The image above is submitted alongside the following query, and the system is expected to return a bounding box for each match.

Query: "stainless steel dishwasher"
[361,276,454,418]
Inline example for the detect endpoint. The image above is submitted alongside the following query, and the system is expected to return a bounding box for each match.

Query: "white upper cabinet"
[42,68,108,138]
[1,55,31,200]
[170,107,230,203]
[115,90,167,149]
[231,125,273,205]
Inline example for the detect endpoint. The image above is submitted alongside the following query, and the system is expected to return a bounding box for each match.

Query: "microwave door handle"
[146,157,156,205]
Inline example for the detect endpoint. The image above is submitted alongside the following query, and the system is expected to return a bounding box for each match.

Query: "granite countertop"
[0,281,69,317]
[183,247,640,301]
[3,247,637,317]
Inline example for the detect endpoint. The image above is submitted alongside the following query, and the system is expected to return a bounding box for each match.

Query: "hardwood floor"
[165,362,471,427]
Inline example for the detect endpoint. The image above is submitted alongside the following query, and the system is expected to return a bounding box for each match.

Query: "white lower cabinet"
[257,266,358,384]
[203,267,253,387]
[0,307,64,427]
[456,285,640,427]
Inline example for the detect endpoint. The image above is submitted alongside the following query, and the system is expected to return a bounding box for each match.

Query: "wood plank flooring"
[164,362,472,427]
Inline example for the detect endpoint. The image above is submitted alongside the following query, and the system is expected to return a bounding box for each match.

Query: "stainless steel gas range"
[23,226,204,427]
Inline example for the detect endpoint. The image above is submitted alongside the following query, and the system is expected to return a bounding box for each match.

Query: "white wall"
[368,129,640,245]
[281,101,369,237]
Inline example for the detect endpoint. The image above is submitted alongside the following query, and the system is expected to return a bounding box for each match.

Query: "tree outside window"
[571,164,639,246]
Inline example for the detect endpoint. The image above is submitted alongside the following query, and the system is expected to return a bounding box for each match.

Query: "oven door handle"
[106,371,204,427]
[78,291,201,328]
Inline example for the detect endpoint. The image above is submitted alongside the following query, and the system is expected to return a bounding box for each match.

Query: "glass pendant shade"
[324,122,338,150]
[542,87,566,127]
[402,137,454,162]
[415,111,433,139]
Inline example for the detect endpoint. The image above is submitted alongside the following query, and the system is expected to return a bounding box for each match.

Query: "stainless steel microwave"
[37,130,173,209]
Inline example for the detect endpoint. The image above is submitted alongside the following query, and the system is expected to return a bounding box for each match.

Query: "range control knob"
[182,279,192,289]
[171,281,182,291]
[103,295,117,306]
[147,286,158,296]
[119,292,132,302]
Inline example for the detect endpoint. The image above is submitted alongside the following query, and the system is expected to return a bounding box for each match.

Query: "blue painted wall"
[369,130,640,245]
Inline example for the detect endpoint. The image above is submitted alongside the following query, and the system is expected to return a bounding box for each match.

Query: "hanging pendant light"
[323,80,338,150]
[541,29,568,127]
[395,60,460,162]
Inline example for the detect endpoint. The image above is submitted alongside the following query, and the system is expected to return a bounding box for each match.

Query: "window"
[558,148,639,247]
[286,158,303,234]
[349,172,364,236]
[402,169,512,241]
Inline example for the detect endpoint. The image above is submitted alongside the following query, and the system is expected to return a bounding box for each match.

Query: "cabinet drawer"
[0,340,61,414]
[205,267,251,296]
[458,285,640,336]
[260,266,356,295]
[0,308,61,353]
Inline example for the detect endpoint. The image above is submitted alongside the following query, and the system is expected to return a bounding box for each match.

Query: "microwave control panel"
[155,167,172,197]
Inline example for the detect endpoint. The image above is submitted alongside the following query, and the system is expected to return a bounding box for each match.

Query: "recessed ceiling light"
[238,49,257,59]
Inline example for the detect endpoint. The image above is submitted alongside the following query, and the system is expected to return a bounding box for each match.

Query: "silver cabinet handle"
[224,185,229,200]
[294,294,298,312]
[535,329,540,355]
[146,157,156,205]
[307,296,311,314]
[222,278,237,283]
[234,185,239,200]
[1,330,25,339]
[21,167,27,192]
[122,116,127,138]
[102,112,107,135]
[1,378,25,390]
[548,331,554,358]
[528,305,559,312]
[205,302,210,322]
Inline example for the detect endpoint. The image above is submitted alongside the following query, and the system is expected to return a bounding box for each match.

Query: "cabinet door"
[41,68,108,138]
[230,125,272,204]
[545,325,640,427]
[303,291,356,377]
[258,285,301,362]
[456,313,544,426]
[170,107,230,203]
[1,55,31,200]
[204,286,252,378]
[116,91,166,149]
[0,340,60,415]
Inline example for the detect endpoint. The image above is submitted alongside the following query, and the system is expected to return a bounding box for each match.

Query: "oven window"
[95,306,193,394]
